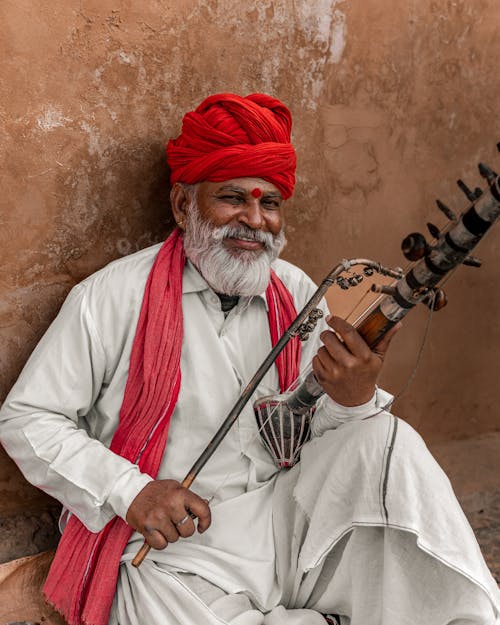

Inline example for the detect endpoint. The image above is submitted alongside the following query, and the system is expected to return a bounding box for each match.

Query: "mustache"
[211,223,277,249]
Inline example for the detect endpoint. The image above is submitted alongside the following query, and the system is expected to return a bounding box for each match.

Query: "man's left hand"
[312,316,401,407]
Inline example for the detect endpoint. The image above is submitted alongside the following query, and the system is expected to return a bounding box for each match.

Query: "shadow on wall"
[0,141,174,579]
[1,140,174,400]
[47,139,174,284]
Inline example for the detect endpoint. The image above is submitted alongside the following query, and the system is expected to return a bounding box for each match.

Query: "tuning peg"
[427,222,441,239]
[424,288,447,311]
[462,256,482,267]
[478,162,498,184]
[401,232,429,261]
[436,199,457,221]
[348,274,363,286]
[457,179,482,201]
[308,309,324,321]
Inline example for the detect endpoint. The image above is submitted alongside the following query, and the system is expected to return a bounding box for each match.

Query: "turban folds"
[166,93,296,199]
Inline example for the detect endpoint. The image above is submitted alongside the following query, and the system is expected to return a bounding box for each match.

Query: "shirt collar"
[182,260,269,310]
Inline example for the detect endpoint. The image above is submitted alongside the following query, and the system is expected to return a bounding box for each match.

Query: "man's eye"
[262,198,281,209]
[218,195,244,204]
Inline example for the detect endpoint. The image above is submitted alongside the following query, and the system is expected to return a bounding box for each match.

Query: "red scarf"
[43,228,301,625]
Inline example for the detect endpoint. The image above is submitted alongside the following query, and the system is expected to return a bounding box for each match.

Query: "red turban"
[166,93,296,199]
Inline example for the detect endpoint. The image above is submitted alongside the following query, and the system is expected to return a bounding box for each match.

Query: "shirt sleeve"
[0,284,152,532]
[310,386,394,437]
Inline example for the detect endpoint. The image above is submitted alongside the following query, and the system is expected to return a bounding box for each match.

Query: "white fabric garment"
[112,415,500,624]
[111,414,500,625]
[0,243,498,625]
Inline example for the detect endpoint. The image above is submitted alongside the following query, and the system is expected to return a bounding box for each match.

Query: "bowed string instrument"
[132,147,500,567]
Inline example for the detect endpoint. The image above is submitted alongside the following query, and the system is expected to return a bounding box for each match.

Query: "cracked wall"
[1,0,500,600]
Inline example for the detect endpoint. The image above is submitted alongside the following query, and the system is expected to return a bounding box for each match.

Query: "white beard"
[183,201,286,296]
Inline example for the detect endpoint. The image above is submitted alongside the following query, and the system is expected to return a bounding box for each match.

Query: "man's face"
[177,177,287,296]
[195,177,284,256]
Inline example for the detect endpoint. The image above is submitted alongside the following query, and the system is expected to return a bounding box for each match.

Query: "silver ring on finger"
[175,513,191,527]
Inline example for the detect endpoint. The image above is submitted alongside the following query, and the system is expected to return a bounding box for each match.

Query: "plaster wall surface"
[0,0,499,582]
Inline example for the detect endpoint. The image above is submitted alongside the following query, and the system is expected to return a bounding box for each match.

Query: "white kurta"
[0,246,348,597]
[0,244,498,625]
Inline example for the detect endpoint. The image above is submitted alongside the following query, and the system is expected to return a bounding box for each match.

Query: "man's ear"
[170,183,189,230]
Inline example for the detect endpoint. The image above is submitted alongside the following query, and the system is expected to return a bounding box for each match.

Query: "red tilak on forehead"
[251,187,262,198]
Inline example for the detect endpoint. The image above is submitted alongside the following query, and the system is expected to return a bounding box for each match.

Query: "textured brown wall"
[1,0,500,570]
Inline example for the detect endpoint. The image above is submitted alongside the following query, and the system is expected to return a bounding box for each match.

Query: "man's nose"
[238,200,265,229]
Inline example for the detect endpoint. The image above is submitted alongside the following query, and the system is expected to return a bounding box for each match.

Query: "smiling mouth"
[224,237,265,251]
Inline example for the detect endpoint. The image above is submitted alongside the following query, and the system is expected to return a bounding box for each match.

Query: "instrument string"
[360,288,437,419]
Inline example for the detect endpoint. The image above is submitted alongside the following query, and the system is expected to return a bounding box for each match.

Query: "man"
[0,93,498,625]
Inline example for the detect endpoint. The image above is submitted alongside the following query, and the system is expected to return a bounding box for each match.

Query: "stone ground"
[1,433,498,625]
[430,433,500,585]
[467,490,500,584]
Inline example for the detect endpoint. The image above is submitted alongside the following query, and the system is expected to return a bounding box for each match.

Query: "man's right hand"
[125,479,212,550]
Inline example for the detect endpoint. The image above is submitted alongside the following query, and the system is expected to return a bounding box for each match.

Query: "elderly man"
[0,94,498,625]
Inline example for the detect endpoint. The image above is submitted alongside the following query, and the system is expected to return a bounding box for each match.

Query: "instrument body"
[254,393,313,468]
[253,173,500,469]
